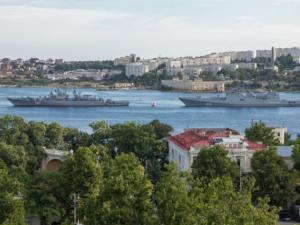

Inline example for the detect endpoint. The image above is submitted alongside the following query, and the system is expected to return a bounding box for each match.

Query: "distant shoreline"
[1,84,300,94]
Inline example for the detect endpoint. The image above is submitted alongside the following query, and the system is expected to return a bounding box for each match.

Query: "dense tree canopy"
[251,147,298,208]
[0,167,26,225]
[83,153,155,225]
[192,145,240,182]
[0,115,291,224]
[245,122,277,146]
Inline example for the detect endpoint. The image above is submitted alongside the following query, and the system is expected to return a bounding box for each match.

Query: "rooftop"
[169,128,265,151]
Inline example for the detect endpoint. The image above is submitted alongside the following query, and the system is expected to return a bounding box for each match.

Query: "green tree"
[0,115,29,146]
[0,142,27,169]
[84,153,155,225]
[276,54,297,70]
[26,171,65,225]
[0,168,26,225]
[154,163,194,225]
[45,122,64,148]
[190,177,279,225]
[148,119,173,139]
[89,121,112,145]
[61,147,102,196]
[192,145,239,182]
[251,147,297,208]
[27,121,46,146]
[245,122,277,145]
[63,127,91,150]
[110,122,169,181]
[292,141,300,171]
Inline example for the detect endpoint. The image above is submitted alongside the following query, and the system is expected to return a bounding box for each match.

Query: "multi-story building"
[218,51,255,62]
[114,54,137,66]
[168,128,265,172]
[161,79,226,92]
[237,62,257,70]
[0,58,11,71]
[193,55,231,65]
[256,47,300,62]
[167,60,182,68]
[256,49,272,58]
[125,63,149,77]
[54,59,64,65]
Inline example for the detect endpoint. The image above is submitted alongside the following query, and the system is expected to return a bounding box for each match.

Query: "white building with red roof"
[168,128,265,173]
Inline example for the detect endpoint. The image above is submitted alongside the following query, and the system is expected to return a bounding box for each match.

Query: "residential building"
[125,62,149,77]
[237,62,257,70]
[167,60,182,68]
[271,127,288,145]
[161,79,226,92]
[192,55,231,65]
[256,47,300,62]
[114,54,137,66]
[54,59,64,65]
[168,128,265,172]
[256,49,272,58]
[0,58,11,71]
[219,51,255,62]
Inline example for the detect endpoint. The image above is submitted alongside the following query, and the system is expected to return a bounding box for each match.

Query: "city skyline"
[0,0,300,60]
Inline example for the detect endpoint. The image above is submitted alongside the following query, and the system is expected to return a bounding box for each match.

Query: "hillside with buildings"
[1,47,300,91]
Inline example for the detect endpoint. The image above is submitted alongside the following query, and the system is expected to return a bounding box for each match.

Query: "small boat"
[151,101,157,107]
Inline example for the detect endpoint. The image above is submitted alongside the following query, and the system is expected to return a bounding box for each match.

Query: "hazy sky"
[0,0,300,60]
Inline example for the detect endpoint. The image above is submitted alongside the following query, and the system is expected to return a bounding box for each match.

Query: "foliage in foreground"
[0,115,295,225]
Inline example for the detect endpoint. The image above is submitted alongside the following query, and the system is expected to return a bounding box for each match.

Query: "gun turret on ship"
[7,89,129,107]
[179,91,300,107]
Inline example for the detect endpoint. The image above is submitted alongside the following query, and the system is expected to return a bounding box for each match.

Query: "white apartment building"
[237,62,257,70]
[125,63,149,77]
[218,51,255,62]
[256,47,300,62]
[168,128,266,173]
[193,55,231,65]
[161,79,225,92]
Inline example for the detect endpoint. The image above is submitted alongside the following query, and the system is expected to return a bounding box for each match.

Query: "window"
[236,158,241,167]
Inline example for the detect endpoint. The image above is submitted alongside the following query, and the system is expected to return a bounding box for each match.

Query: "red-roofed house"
[168,128,265,172]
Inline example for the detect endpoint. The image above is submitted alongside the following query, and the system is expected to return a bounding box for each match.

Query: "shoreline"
[1,83,300,93]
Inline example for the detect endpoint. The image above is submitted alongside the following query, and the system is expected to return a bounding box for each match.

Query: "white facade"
[167,60,182,68]
[125,63,149,77]
[219,51,255,62]
[161,79,225,92]
[237,62,257,70]
[168,136,258,173]
[256,47,300,62]
[272,127,287,145]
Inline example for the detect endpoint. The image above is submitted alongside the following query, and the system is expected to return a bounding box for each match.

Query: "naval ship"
[7,89,129,107]
[179,91,300,107]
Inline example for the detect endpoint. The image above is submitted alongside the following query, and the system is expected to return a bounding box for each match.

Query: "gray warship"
[179,92,300,107]
[7,89,129,107]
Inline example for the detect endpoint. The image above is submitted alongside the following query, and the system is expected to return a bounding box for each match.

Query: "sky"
[0,0,300,60]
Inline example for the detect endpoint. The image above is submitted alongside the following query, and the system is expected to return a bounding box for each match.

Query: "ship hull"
[7,98,129,107]
[179,97,300,107]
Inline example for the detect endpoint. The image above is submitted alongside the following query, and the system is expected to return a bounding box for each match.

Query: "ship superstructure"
[7,89,129,107]
[179,91,300,107]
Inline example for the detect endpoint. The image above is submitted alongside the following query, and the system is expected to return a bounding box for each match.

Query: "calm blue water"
[0,87,300,136]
